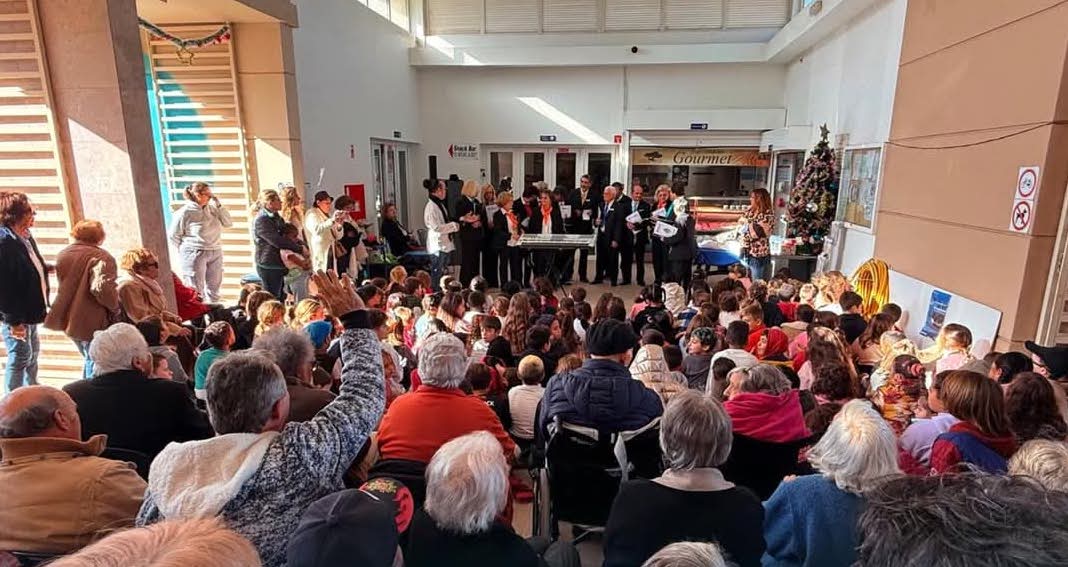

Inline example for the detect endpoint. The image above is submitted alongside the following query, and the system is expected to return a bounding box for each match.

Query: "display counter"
[688,196,747,234]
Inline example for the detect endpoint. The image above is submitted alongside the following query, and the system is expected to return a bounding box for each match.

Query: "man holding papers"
[594,185,626,286]
[566,174,600,283]
[622,183,652,286]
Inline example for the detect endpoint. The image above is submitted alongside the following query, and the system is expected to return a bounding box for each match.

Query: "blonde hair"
[389,265,408,286]
[481,184,496,201]
[280,185,303,226]
[288,298,324,329]
[119,248,158,273]
[250,189,280,216]
[48,518,260,567]
[461,180,479,198]
[496,191,514,208]
[71,219,105,245]
[255,300,286,337]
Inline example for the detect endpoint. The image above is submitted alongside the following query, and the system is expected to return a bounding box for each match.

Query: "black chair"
[720,433,812,500]
[532,417,663,541]
[100,446,152,480]
[368,458,428,509]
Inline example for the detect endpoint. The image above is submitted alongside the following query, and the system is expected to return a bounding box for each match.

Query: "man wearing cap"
[1027,341,1068,381]
[538,319,663,438]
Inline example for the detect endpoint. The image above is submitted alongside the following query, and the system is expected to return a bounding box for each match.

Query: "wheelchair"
[530,416,663,543]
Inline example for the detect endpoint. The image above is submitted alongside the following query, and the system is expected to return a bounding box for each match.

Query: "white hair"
[424,431,508,534]
[1009,439,1068,492]
[660,390,732,470]
[807,399,900,493]
[418,332,468,388]
[89,323,150,376]
[641,542,728,567]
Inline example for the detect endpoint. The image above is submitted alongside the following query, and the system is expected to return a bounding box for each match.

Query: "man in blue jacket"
[539,318,663,438]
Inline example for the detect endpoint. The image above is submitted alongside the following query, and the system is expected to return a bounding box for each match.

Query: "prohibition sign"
[1018,168,1038,199]
[1012,200,1032,232]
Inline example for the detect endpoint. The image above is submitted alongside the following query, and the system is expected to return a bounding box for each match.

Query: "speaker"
[428,155,437,181]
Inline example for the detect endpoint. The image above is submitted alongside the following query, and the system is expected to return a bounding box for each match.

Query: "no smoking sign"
[1009,166,1040,234]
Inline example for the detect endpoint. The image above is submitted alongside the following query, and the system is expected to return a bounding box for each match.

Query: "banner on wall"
[920,290,953,340]
[631,147,770,167]
[448,144,478,159]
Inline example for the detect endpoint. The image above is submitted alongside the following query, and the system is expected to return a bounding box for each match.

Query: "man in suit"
[566,174,600,283]
[512,187,538,285]
[622,183,652,286]
[594,185,626,286]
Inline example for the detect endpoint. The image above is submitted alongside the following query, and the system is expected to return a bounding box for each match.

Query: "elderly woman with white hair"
[641,542,730,567]
[762,399,901,567]
[1009,439,1068,492]
[406,431,580,567]
[49,518,260,567]
[376,332,516,465]
[604,390,765,567]
[61,322,213,463]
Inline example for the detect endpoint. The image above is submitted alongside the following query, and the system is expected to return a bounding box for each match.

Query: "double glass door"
[372,140,411,225]
[487,147,616,195]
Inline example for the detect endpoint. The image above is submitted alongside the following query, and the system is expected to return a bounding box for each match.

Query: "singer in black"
[566,174,600,283]
[528,188,566,282]
[454,180,485,287]
[492,191,524,286]
[594,185,626,286]
[622,183,653,286]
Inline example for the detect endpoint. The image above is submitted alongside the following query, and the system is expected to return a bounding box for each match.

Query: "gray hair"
[424,431,508,534]
[205,350,287,434]
[738,364,791,395]
[418,332,468,389]
[0,389,59,438]
[808,399,900,492]
[641,542,729,567]
[660,390,732,470]
[251,327,314,380]
[1009,439,1068,492]
[89,322,150,376]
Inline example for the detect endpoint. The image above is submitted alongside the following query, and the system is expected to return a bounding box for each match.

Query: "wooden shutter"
[543,0,598,32]
[144,25,254,304]
[664,0,723,29]
[605,0,661,31]
[427,0,483,34]
[486,0,539,32]
[1,0,81,383]
[725,0,789,28]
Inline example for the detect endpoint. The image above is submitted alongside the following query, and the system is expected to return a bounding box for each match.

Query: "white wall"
[779,0,906,274]
[292,0,421,229]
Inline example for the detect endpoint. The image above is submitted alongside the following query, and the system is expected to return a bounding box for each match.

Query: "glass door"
[489,151,513,190]
[483,146,619,196]
[371,140,412,226]
[523,151,545,191]
[587,151,612,191]
[555,151,576,190]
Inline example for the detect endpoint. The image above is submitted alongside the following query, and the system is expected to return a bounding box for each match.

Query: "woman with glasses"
[0,191,47,392]
[117,248,195,373]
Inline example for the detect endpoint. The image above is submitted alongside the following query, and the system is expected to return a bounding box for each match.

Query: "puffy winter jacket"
[630,345,686,405]
[539,358,663,437]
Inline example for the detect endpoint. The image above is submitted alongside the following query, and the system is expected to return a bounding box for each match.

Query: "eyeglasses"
[145,262,159,268]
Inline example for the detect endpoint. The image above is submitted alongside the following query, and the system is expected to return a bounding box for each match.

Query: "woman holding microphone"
[168,181,233,303]
[303,190,343,272]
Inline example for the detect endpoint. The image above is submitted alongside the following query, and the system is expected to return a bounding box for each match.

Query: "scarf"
[725,390,810,443]
[429,194,450,221]
[134,273,164,297]
[505,208,520,233]
[540,203,553,230]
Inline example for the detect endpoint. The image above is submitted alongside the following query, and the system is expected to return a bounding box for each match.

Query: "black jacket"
[527,204,565,235]
[567,189,601,234]
[0,227,48,326]
[381,218,416,255]
[454,196,485,243]
[663,214,697,262]
[839,313,868,344]
[491,210,513,249]
[63,369,214,463]
[626,198,653,247]
[598,198,627,247]
[254,209,302,269]
[406,512,542,567]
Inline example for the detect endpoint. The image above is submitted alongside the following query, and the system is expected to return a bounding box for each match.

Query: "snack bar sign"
[1009,166,1040,234]
[448,144,478,160]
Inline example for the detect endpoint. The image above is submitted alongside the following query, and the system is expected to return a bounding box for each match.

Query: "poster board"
[888,270,1002,358]
[837,146,882,229]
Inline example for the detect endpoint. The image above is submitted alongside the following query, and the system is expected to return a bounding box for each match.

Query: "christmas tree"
[786,124,839,254]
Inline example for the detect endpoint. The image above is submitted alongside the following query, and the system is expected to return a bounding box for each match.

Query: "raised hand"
[312,269,364,315]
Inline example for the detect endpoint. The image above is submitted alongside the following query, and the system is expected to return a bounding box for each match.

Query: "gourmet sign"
[631,147,770,167]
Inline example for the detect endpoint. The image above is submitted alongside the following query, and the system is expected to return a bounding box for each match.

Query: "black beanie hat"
[586,318,638,356]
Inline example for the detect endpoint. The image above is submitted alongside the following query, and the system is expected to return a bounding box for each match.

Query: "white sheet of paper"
[653,221,678,239]
[582,210,592,221]
[485,204,499,217]
[521,218,530,228]
[652,208,667,218]
[560,204,572,218]
[625,211,643,224]
[440,222,460,235]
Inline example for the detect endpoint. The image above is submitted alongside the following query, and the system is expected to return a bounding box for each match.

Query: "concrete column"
[36,0,175,303]
[233,22,304,199]
[875,0,1068,350]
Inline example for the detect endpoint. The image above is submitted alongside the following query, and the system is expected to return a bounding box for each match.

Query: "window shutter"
[725,0,789,28]
[390,0,410,28]
[486,0,540,32]
[427,0,483,34]
[664,0,723,29]
[544,0,598,32]
[605,0,661,31]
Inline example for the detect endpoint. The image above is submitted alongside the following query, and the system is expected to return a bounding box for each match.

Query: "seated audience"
[855,474,1068,566]
[720,365,810,499]
[662,344,688,386]
[136,271,386,567]
[517,324,558,386]
[469,362,510,431]
[990,351,1034,384]
[870,354,925,435]
[48,519,260,567]
[406,431,579,567]
[710,321,758,376]
[253,327,336,424]
[929,370,1017,474]
[194,321,234,400]
[63,323,212,463]
[1005,372,1068,444]
[509,355,546,446]
[748,281,784,329]
[377,332,516,465]
[136,316,189,384]
[632,285,672,338]
[150,352,173,380]
[851,313,893,374]
[117,248,189,339]
[539,319,663,438]
[0,386,145,554]
[233,290,273,350]
[604,391,765,567]
[641,542,729,567]
[1008,439,1068,492]
[555,353,583,374]
[926,323,975,373]
[899,370,959,470]
[630,343,686,404]
[255,299,286,338]
[707,357,737,400]
[836,291,867,344]
[763,400,900,567]
[741,303,788,360]
[681,327,716,390]
[482,316,514,367]
[780,304,813,342]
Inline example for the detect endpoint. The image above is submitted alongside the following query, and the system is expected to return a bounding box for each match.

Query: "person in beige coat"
[0,385,145,555]
[303,191,342,272]
[117,248,195,372]
[630,343,687,405]
[43,220,119,379]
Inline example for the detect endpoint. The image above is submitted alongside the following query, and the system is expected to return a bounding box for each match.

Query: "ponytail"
[185,182,209,202]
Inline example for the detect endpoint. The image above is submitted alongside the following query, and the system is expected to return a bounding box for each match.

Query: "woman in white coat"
[303,190,342,272]
[423,178,461,290]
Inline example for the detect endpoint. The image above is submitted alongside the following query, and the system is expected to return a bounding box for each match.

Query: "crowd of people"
[3,183,1068,567]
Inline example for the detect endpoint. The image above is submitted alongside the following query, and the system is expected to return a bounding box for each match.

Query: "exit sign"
[690,123,709,130]
[540,135,557,142]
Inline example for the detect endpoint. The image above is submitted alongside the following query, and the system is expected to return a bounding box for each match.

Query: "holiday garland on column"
[785,124,839,255]
[138,18,231,64]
